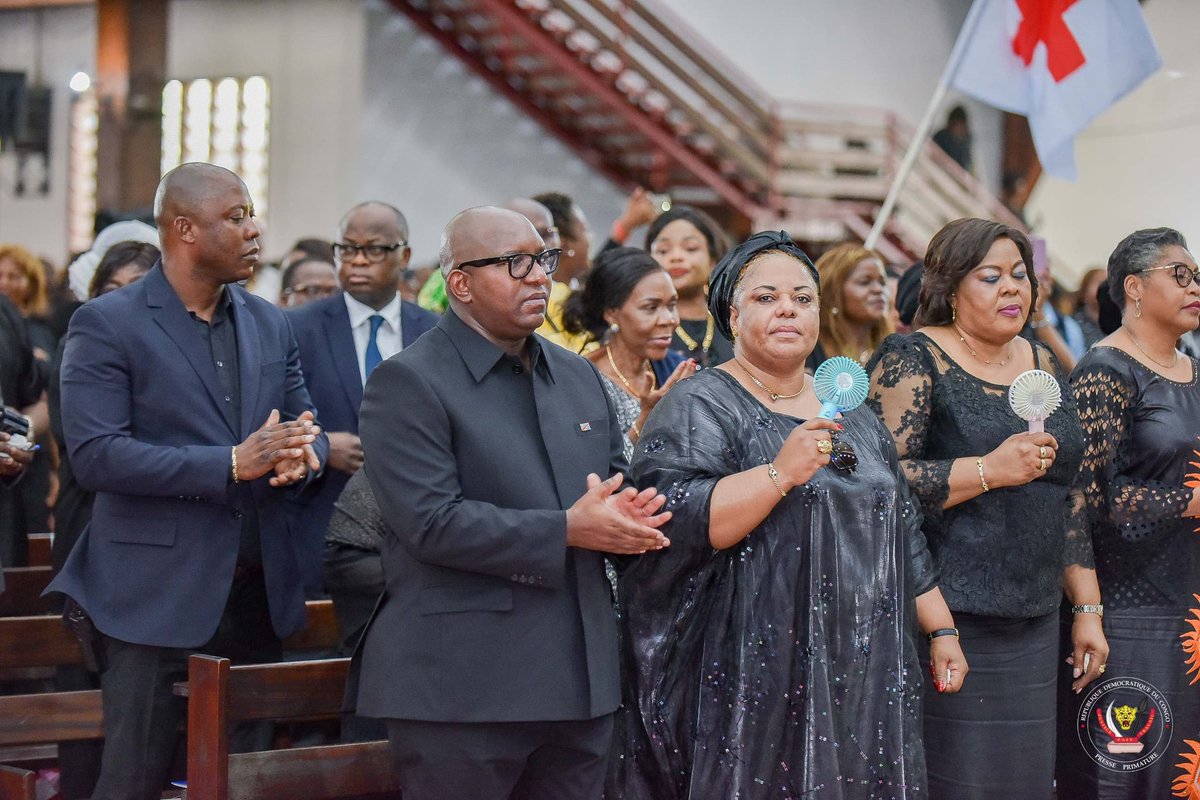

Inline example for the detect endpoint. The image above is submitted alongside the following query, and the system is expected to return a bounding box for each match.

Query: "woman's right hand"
[774,417,841,491]
[984,431,1058,489]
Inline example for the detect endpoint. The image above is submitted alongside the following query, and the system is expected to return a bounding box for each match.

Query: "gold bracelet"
[976,457,989,493]
[767,462,788,497]
[231,446,240,484]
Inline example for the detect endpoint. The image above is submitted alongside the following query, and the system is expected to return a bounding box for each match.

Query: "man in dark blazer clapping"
[48,163,328,800]
[353,206,672,799]
[286,201,437,600]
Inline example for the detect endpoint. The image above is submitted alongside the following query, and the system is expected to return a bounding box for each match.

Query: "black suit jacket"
[353,309,626,722]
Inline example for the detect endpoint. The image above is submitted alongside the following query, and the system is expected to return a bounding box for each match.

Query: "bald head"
[153,163,247,236]
[336,202,408,243]
[439,206,542,277]
[501,198,559,252]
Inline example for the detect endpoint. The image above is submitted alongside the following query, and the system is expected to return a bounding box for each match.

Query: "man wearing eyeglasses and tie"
[286,202,438,598]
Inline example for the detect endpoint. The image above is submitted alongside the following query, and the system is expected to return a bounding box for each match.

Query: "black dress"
[670,316,733,368]
[609,367,937,800]
[1056,346,1200,799]
[866,332,1092,800]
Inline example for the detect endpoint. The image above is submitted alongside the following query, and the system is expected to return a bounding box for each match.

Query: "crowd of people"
[1,161,1198,800]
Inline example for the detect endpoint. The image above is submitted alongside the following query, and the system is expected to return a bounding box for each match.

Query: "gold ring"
[817,439,833,455]
[1098,664,1107,674]
[1040,458,1047,471]
[1039,445,1047,459]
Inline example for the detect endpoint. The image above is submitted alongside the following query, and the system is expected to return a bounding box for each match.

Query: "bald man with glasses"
[286,202,438,598]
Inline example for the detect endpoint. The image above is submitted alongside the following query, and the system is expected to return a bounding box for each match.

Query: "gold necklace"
[952,324,1011,367]
[675,313,715,352]
[606,346,654,395]
[1126,329,1179,369]
[735,358,804,401]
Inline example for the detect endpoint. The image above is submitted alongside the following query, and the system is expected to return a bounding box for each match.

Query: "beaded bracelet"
[976,457,989,493]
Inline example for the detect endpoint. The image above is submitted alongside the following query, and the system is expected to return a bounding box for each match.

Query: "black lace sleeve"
[1072,359,1191,546]
[1039,347,1095,569]
[867,335,954,517]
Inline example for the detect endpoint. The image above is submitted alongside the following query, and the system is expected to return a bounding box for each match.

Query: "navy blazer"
[285,295,438,574]
[47,265,329,648]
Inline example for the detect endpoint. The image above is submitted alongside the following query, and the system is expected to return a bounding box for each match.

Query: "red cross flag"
[951,0,1161,179]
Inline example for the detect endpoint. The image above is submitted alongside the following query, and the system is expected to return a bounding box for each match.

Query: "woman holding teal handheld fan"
[607,231,964,800]
[866,217,1106,800]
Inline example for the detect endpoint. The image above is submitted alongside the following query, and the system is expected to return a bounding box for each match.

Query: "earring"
[731,326,739,339]
[1135,297,1142,318]
[567,249,576,258]
[830,307,839,316]
[951,304,957,322]
[611,322,620,333]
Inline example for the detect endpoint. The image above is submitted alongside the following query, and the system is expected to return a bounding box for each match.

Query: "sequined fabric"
[865,332,1092,619]
[608,368,935,799]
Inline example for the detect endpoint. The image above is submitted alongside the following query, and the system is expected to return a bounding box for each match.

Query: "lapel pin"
[578,422,592,432]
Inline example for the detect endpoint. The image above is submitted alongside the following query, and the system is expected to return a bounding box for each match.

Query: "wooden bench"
[0,566,56,617]
[183,654,398,800]
[26,533,52,569]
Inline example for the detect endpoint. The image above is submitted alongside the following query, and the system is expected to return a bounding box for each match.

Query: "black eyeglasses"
[829,436,858,474]
[458,248,561,279]
[333,242,407,263]
[1139,262,1200,288]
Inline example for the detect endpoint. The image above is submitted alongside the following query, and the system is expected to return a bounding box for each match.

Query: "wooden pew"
[183,654,398,800]
[280,598,340,653]
[0,566,56,617]
[0,764,36,800]
[26,533,52,569]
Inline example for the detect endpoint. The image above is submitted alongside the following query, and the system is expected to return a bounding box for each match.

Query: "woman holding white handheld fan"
[607,231,964,800]
[1058,228,1200,800]
[866,218,1106,800]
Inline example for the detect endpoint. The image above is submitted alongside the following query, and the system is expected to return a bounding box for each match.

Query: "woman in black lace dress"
[1058,228,1200,799]
[866,218,1107,799]
[609,231,965,800]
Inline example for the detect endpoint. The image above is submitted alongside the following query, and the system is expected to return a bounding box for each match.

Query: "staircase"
[388,0,1025,263]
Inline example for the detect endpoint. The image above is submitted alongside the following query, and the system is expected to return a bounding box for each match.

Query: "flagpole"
[865,0,989,250]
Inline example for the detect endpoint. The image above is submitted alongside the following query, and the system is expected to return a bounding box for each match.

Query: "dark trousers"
[90,568,281,800]
[385,714,614,800]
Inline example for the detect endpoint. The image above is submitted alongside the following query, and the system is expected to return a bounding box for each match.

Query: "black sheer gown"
[867,332,1092,800]
[1056,346,1200,799]
[608,367,937,800]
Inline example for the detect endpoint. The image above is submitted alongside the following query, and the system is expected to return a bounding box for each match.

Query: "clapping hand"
[269,410,322,487]
[638,358,696,416]
[566,473,671,555]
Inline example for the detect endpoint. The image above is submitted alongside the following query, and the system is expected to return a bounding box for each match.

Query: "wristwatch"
[1072,604,1104,619]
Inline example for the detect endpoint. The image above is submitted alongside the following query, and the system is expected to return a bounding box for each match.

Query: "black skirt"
[921,612,1059,800]
[1056,607,1200,800]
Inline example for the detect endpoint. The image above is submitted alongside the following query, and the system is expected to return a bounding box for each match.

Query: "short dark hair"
[289,237,335,263]
[644,205,729,265]
[948,105,968,126]
[532,192,579,241]
[917,218,1036,327]
[281,256,337,293]
[561,246,664,341]
[1106,227,1189,310]
[90,241,160,299]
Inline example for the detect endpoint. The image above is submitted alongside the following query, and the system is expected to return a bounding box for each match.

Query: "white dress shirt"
[344,292,404,385]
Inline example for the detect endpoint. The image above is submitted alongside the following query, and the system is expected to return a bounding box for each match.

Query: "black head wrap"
[707,231,817,341]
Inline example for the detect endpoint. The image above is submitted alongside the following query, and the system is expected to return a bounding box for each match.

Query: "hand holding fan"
[1008,369,1062,433]
[813,356,870,420]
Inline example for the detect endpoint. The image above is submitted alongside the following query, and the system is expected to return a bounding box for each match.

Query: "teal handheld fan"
[812,356,870,420]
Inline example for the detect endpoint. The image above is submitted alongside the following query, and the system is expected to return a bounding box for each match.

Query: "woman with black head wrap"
[608,231,964,800]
